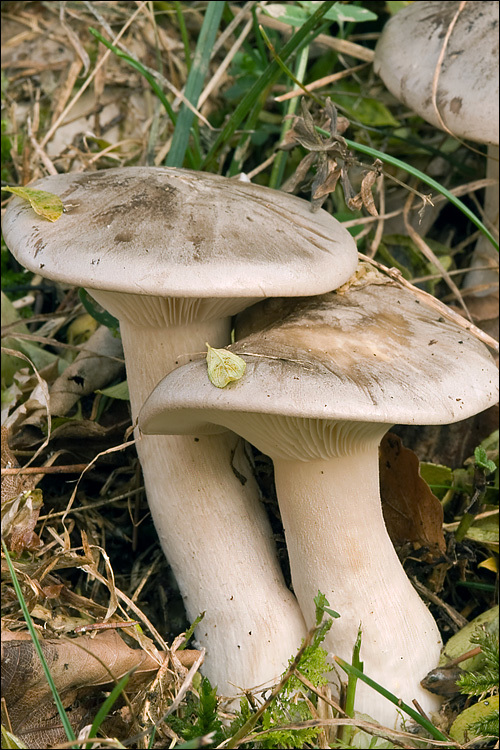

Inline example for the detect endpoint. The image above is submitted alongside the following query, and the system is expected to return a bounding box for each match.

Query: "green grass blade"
[177,611,205,651]
[165,1,225,167]
[334,655,450,742]
[259,24,321,106]
[202,0,337,171]
[79,288,119,332]
[227,93,269,176]
[85,673,131,749]
[174,1,192,73]
[341,626,363,746]
[324,130,499,252]
[269,45,310,189]
[457,581,496,591]
[252,4,271,66]
[2,539,78,746]
[227,18,329,177]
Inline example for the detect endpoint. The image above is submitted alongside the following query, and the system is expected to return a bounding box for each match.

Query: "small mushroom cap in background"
[2,167,358,299]
[139,266,499,446]
[374,1,499,146]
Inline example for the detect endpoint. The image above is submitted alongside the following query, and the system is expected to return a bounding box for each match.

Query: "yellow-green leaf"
[478,557,498,573]
[2,186,63,222]
[449,695,499,744]
[465,513,499,551]
[96,381,130,401]
[206,343,246,388]
[1,726,29,749]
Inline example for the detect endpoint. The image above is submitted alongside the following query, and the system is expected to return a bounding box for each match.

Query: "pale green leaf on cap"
[206,343,246,388]
[2,186,63,222]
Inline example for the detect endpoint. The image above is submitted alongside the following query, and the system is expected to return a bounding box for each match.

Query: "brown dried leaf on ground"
[1,629,201,748]
[1,426,43,553]
[380,432,446,560]
[1,426,37,499]
[1,488,43,554]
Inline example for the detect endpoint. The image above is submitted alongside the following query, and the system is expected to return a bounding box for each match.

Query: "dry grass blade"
[403,191,471,319]
[275,62,369,102]
[292,671,343,715]
[59,3,90,75]
[89,1,213,129]
[410,578,468,630]
[2,463,89,475]
[231,717,459,749]
[40,1,148,149]
[80,530,119,621]
[366,172,385,257]
[134,648,206,746]
[61,439,137,521]
[211,0,258,58]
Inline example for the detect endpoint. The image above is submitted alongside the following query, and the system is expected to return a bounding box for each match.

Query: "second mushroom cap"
[139,264,499,441]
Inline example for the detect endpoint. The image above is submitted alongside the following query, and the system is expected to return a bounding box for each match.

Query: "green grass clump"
[168,676,225,746]
[230,619,333,748]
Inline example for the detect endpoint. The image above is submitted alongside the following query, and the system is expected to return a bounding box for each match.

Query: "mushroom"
[2,166,359,695]
[374,1,499,338]
[139,263,499,726]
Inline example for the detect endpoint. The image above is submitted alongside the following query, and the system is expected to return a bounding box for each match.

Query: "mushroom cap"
[374,1,499,146]
[2,167,358,298]
[139,267,499,439]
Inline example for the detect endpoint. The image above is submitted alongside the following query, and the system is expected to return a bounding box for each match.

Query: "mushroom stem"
[464,145,499,301]
[273,439,442,728]
[107,313,307,694]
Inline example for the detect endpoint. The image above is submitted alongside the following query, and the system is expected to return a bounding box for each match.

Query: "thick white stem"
[273,445,442,728]
[464,145,499,304]
[117,319,307,694]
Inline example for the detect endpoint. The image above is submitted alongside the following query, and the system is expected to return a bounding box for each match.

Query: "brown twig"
[275,63,369,102]
[2,464,90,476]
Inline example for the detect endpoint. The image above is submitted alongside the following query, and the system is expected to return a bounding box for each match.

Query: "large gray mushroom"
[374,1,499,337]
[139,263,499,726]
[2,166,358,695]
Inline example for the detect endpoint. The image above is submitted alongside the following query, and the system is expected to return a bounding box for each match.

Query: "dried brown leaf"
[380,432,446,560]
[463,293,500,324]
[281,152,317,193]
[1,427,44,553]
[2,489,43,554]
[311,158,341,201]
[360,167,380,217]
[1,630,154,745]
[279,99,353,209]
[1,426,39,499]
[1,630,200,748]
